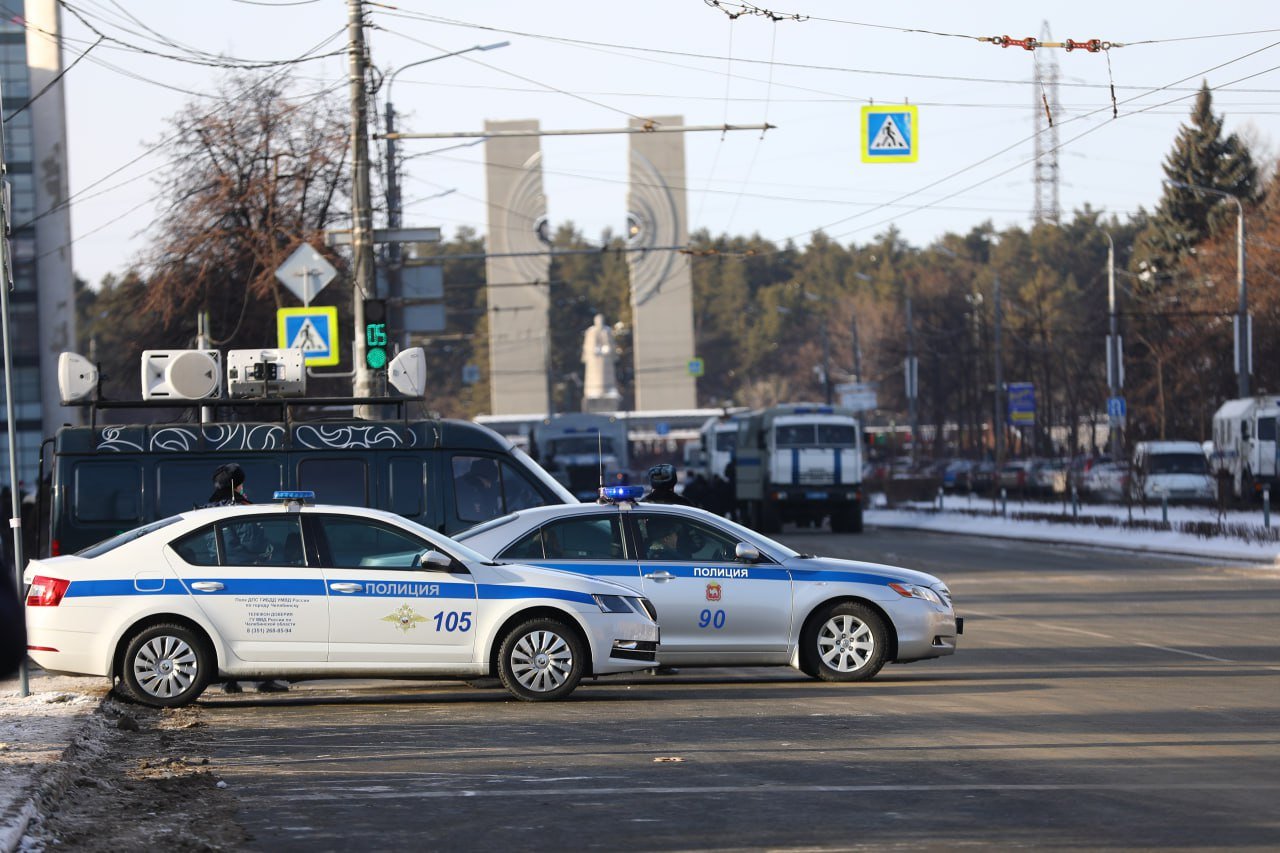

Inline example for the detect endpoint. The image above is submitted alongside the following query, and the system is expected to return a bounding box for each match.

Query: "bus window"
[74,462,142,523]
[299,458,369,506]
[388,457,426,517]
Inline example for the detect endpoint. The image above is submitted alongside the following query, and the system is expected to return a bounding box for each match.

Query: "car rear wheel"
[119,623,212,707]
[799,602,888,682]
[497,617,585,701]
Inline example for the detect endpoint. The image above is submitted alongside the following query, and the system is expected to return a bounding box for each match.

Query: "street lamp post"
[1164,179,1249,398]
[1104,232,1123,460]
[383,40,510,340]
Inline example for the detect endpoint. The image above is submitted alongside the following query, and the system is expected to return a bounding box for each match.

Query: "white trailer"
[1211,397,1280,498]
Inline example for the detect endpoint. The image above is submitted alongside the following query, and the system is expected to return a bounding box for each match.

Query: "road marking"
[962,608,1238,662]
[259,781,1280,803]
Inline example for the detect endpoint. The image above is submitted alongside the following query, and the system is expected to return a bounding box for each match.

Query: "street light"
[383,41,510,344]
[1163,179,1248,397]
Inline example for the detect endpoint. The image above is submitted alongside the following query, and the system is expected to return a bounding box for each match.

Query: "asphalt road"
[197,528,1280,851]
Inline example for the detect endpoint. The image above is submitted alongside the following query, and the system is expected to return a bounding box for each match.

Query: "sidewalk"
[0,671,108,853]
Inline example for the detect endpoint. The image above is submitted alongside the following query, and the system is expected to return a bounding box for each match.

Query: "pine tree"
[1137,81,1259,286]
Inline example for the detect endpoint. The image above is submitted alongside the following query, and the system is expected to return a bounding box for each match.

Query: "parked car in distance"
[1082,461,1130,501]
[24,494,660,707]
[942,459,978,492]
[998,459,1037,491]
[1132,441,1215,503]
[1031,458,1069,495]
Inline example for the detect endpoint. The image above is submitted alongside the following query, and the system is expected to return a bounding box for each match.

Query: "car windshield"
[550,437,617,456]
[1148,453,1208,475]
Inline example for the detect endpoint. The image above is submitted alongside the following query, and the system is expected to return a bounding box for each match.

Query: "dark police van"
[41,417,576,556]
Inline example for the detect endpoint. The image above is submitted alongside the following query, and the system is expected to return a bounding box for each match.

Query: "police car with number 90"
[457,486,961,682]
[23,492,659,706]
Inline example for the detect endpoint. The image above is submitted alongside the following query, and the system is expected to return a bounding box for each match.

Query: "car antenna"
[598,430,605,492]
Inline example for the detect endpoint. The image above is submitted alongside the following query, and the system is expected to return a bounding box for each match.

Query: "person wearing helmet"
[643,463,693,506]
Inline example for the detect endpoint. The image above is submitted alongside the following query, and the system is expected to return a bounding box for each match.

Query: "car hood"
[472,560,643,598]
[784,555,946,589]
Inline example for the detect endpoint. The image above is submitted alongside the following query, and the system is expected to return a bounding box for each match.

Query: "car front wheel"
[799,602,888,682]
[119,623,212,707]
[497,617,586,701]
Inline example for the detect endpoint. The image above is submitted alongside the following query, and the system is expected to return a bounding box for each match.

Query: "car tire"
[799,601,888,682]
[497,617,586,701]
[119,623,212,708]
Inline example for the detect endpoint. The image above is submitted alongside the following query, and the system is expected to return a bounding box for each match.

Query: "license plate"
[805,491,828,500]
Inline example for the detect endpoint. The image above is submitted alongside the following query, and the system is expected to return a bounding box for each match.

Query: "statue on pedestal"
[582,314,622,412]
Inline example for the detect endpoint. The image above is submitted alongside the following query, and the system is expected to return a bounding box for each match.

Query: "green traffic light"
[366,347,388,370]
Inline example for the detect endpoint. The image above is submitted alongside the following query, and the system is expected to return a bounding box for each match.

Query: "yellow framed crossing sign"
[277,306,340,367]
[861,105,919,164]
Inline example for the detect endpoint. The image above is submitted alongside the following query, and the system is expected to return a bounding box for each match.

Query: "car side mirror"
[734,542,761,563]
[417,549,455,571]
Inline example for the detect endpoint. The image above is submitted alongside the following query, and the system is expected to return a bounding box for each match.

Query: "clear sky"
[48,1,1280,288]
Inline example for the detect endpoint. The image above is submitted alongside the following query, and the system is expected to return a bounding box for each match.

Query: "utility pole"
[993,271,1004,467]
[820,320,833,405]
[850,312,863,383]
[347,0,375,410]
[1105,233,1123,460]
[905,296,919,463]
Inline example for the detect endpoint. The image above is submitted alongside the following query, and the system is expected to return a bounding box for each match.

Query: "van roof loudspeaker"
[58,352,99,403]
[388,347,427,397]
[141,350,223,400]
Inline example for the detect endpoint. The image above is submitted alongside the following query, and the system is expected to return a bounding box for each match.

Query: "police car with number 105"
[457,486,961,682]
[23,492,659,706]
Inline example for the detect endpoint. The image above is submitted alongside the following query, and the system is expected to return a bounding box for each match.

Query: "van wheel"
[497,618,585,701]
[119,623,211,708]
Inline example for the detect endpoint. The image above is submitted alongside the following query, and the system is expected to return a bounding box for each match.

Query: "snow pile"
[868,499,1280,563]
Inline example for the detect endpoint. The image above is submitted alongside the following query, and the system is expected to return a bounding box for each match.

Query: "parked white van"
[1132,441,1216,503]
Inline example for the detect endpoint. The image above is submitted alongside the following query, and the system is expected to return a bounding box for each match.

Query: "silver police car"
[457,487,961,682]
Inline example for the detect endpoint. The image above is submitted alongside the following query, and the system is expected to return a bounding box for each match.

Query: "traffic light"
[363,299,388,370]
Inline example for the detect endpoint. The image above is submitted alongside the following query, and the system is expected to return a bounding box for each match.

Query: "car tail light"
[51,539,61,557]
[27,576,70,607]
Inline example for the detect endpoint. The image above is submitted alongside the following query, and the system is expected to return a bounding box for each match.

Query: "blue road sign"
[861,105,919,164]
[687,357,705,378]
[1007,382,1036,426]
[277,306,339,367]
[1107,396,1127,419]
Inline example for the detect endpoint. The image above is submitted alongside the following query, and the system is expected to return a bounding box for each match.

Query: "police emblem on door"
[705,582,722,602]
[382,604,428,633]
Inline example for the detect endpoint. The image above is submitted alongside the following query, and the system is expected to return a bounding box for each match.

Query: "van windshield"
[1148,453,1208,475]
[1258,417,1277,441]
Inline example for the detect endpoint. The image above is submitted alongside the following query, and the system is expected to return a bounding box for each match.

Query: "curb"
[866,514,1280,566]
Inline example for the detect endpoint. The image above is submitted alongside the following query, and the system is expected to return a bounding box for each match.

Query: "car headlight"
[594,594,636,614]
[888,582,944,606]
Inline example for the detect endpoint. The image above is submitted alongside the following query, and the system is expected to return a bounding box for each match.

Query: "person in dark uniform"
[642,464,693,506]
[207,464,289,696]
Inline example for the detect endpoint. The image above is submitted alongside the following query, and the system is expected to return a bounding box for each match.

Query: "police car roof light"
[600,485,646,503]
[273,490,315,503]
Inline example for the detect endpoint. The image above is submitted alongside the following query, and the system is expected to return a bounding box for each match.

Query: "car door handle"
[329,582,363,593]
[643,570,675,581]
[190,581,224,592]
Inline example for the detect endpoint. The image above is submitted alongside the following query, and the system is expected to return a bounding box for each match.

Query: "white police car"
[457,486,961,682]
[23,493,659,706]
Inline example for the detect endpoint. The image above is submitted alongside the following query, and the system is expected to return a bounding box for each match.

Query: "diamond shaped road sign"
[275,243,337,306]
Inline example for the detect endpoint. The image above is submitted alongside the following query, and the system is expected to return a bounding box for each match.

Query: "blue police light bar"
[600,485,646,503]
[273,490,315,502]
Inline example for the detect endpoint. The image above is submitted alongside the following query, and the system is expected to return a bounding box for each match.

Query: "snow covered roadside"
[866,499,1280,564]
[0,674,109,852]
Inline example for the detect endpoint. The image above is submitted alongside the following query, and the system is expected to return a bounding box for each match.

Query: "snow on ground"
[0,675,108,852]
[869,492,1280,564]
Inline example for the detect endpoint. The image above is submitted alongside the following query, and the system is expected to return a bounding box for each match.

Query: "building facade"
[1,1,76,490]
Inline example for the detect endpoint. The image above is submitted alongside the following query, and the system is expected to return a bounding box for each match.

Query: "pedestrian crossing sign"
[861,105,918,163]
[277,306,340,367]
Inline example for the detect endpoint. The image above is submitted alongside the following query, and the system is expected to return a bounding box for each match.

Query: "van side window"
[156,461,283,516]
[389,457,426,517]
[300,458,368,506]
[74,462,142,523]
[453,456,502,522]
[501,462,543,513]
